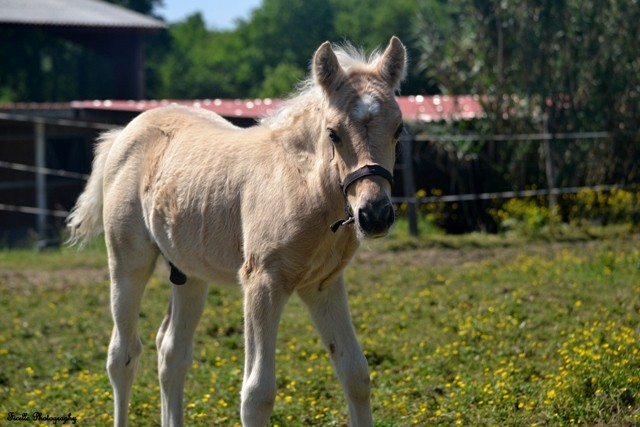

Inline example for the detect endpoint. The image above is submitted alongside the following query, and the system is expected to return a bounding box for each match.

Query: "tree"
[408,0,639,231]
[413,0,640,187]
[147,0,432,99]
[235,0,334,97]
[330,0,427,94]
[257,63,305,99]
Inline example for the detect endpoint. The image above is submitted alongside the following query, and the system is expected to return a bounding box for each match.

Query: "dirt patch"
[354,245,514,270]
[0,267,109,293]
[353,237,624,270]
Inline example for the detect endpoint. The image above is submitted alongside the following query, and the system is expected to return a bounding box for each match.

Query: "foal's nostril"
[357,199,395,236]
[382,202,395,227]
[358,208,373,232]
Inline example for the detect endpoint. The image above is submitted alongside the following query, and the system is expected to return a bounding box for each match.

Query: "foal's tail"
[66,129,121,247]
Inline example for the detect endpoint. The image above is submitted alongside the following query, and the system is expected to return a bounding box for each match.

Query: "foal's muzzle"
[357,196,395,237]
[330,164,395,236]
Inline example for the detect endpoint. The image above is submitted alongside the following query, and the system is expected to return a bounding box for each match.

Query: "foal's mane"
[260,42,384,130]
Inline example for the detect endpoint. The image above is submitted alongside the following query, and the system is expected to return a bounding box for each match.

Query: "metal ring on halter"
[330,164,394,232]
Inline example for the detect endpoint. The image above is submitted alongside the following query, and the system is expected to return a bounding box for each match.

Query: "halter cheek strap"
[330,164,394,232]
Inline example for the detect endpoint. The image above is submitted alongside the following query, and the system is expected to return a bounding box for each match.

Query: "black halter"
[330,164,394,232]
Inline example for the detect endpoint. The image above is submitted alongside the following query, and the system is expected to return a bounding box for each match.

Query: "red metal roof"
[0,96,484,124]
[69,99,283,118]
[68,96,484,122]
[397,95,484,122]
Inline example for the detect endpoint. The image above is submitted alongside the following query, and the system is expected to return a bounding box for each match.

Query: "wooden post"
[543,138,557,209]
[400,131,419,236]
[35,121,47,237]
[542,115,558,210]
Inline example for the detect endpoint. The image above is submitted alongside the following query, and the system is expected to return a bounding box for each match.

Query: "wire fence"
[414,131,610,143]
[390,184,624,205]
[1,130,634,236]
[395,129,635,234]
[0,160,88,219]
[0,203,70,218]
[0,160,89,180]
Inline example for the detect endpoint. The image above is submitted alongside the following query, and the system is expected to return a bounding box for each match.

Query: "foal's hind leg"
[156,278,208,427]
[298,276,373,427]
[106,236,158,427]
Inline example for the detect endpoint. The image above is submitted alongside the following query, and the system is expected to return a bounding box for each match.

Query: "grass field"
[1,233,639,426]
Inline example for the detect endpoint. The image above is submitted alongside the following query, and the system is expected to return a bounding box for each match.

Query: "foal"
[68,36,407,427]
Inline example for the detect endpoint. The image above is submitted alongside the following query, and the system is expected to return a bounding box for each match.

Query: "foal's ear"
[376,36,407,91]
[313,41,346,95]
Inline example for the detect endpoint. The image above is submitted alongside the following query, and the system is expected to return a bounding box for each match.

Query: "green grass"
[1,234,639,426]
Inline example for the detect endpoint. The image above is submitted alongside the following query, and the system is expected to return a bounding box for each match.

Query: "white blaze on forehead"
[352,93,380,121]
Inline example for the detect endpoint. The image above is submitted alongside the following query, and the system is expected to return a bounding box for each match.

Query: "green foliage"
[490,198,560,234]
[148,0,335,99]
[151,14,229,99]
[146,0,426,99]
[487,188,640,235]
[329,0,425,94]
[1,238,639,425]
[413,0,640,188]
[564,188,640,226]
[415,0,640,120]
[239,0,334,71]
[258,63,305,99]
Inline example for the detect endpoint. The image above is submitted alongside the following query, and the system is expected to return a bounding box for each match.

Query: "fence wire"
[391,184,625,205]
[0,160,89,180]
[0,203,69,218]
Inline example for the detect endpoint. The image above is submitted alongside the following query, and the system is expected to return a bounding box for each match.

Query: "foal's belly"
[145,192,244,285]
[157,236,242,286]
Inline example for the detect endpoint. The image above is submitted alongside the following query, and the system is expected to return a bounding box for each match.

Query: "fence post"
[542,114,558,211]
[400,131,419,237]
[35,121,47,237]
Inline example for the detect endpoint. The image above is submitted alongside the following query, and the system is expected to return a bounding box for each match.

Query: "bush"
[562,188,639,226]
[489,197,560,234]
[397,187,639,236]
[487,188,639,234]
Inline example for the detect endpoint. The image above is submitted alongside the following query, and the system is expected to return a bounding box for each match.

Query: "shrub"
[562,188,639,226]
[489,197,560,234]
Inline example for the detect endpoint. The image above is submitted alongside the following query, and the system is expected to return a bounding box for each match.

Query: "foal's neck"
[270,109,343,209]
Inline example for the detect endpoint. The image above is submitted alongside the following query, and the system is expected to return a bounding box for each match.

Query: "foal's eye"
[393,123,404,140]
[327,128,342,145]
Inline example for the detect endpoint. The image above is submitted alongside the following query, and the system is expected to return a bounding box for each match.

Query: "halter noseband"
[330,164,394,232]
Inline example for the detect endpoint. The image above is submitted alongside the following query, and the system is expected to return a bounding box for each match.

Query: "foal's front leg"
[298,276,373,427]
[240,268,290,427]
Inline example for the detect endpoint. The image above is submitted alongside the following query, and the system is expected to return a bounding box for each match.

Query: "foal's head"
[314,37,407,238]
